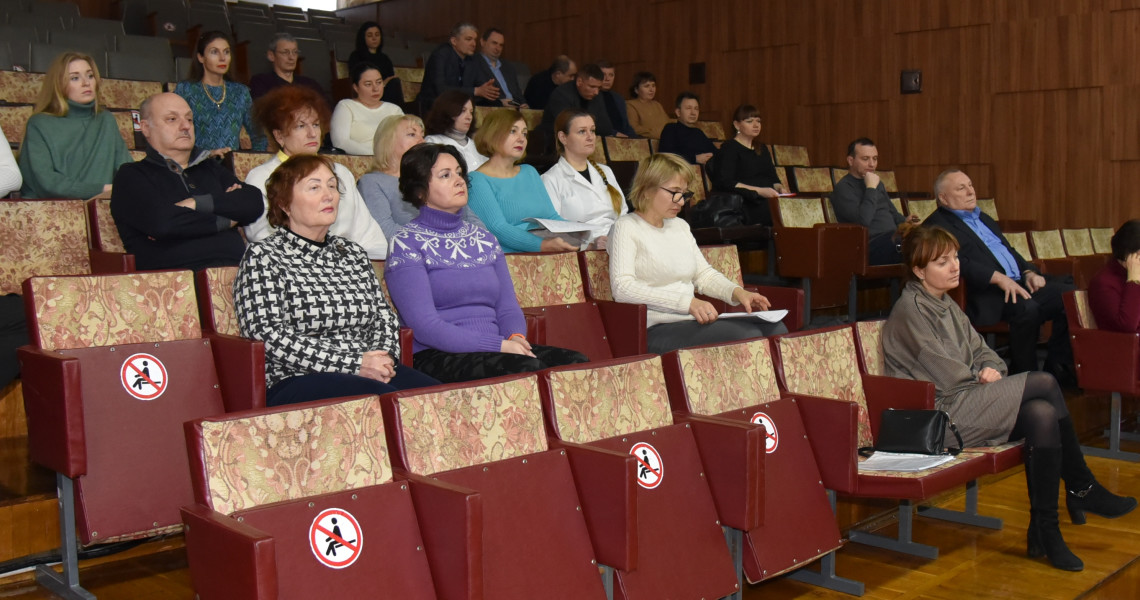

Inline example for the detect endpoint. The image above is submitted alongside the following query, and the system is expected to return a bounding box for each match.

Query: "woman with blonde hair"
[609,152,785,353]
[541,109,626,249]
[467,109,577,253]
[17,51,132,199]
[358,114,485,238]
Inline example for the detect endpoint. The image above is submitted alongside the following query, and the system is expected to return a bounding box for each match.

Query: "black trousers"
[413,344,588,384]
[868,231,904,266]
[266,366,441,407]
[0,294,28,389]
[646,318,788,355]
[1001,275,1075,374]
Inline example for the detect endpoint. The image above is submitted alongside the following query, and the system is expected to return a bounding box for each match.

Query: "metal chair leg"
[36,473,96,600]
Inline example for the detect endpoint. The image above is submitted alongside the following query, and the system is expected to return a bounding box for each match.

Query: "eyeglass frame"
[659,187,695,204]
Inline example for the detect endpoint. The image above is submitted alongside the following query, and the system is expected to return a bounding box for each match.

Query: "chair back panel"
[370,260,397,315]
[398,376,548,476]
[89,198,126,253]
[693,120,726,140]
[1006,231,1033,261]
[519,108,543,131]
[198,396,391,515]
[604,136,651,162]
[232,152,271,180]
[0,105,33,144]
[824,198,838,223]
[792,167,833,194]
[331,154,372,180]
[776,197,824,228]
[676,338,781,415]
[772,144,809,166]
[829,167,845,185]
[201,266,239,336]
[112,110,135,149]
[906,199,937,221]
[579,249,614,301]
[535,303,615,361]
[878,170,898,193]
[1030,230,1066,260]
[976,198,999,221]
[1090,227,1114,254]
[504,252,586,307]
[777,327,873,448]
[890,197,904,215]
[699,244,744,286]
[100,79,163,110]
[854,319,886,376]
[28,271,201,351]
[0,199,91,294]
[0,70,44,104]
[1062,228,1095,257]
[775,166,790,190]
[547,356,673,443]
[1072,289,1097,329]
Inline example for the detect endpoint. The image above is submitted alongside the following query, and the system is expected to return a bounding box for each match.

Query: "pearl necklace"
[202,80,226,108]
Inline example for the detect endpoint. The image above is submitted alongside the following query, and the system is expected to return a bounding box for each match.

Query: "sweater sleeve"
[883,300,981,392]
[336,167,388,259]
[1089,269,1140,333]
[466,172,543,252]
[18,117,107,199]
[330,101,357,153]
[832,177,882,227]
[608,217,693,314]
[111,164,232,240]
[205,162,265,224]
[358,174,403,240]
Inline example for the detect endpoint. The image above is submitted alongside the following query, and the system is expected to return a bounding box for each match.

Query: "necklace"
[202,80,226,108]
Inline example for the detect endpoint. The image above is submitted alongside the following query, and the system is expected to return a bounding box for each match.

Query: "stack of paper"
[858,452,956,472]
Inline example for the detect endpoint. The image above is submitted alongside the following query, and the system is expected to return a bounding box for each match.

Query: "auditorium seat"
[660,337,856,594]
[182,394,480,599]
[1063,290,1140,461]
[394,66,423,104]
[85,197,135,273]
[1063,227,1111,282]
[602,136,651,191]
[381,373,610,599]
[0,199,91,294]
[773,325,992,568]
[1030,229,1096,288]
[789,166,832,196]
[771,144,809,167]
[698,244,804,330]
[231,151,271,180]
[1090,227,1114,255]
[0,104,34,144]
[99,78,163,109]
[0,68,42,104]
[905,198,938,221]
[539,356,740,600]
[504,251,647,360]
[976,197,1035,233]
[694,120,726,141]
[16,270,258,599]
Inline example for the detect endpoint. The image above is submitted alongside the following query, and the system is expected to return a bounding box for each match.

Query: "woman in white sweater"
[245,85,389,258]
[423,90,487,171]
[609,152,786,354]
[330,63,403,155]
[541,110,626,249]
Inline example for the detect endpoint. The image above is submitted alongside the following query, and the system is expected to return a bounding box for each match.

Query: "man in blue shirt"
[464,28,527,108]
[923,169,1075,379]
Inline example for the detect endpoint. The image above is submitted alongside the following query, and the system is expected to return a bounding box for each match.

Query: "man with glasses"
[250,33,330,104]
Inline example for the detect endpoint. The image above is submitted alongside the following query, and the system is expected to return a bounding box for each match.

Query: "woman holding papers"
[609,153,787,354]
[882,224,1134,573]
[385,144,587,382]
[467,110,579,253]
[542,110,628,249]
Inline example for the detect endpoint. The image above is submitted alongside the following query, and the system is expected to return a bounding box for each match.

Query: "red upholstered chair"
[504,251,647,360]
[772,144,810,167]
[772,325,991,566]
[0,199,92,295]
[1030,229,1098,289]
[85,197,135,273]
[1061,228,1111,289]
[192,267,267,412]
[660,338,856,595]
[538,356,739,600]
[181,395,480,600]
[1063,290,1140,461]
[17,270,260,599]
[381,374,609,599]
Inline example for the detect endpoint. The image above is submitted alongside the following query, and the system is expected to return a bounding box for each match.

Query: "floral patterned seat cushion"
[581,250,613,301]
[0,105,34,145]
[778,327,874,449]
[905,199,937,222]
[100,79,163,110]
[772,145,810,167]
[1062,228,1095,257]
[398,376,548,476]
[976,198,999,221]
[793,167,833,194]
[855,320,885,376]
[547,356,673,444]
[203,266,239,336]
[331,154,373,180]
[0,71,44,104]
[91,198,127,253]
[0,199,91,294]
[504,252,586,308]
[199,395,391,515]
[29,270,201,351]
[878,170,899,194]
[694,121,726,141]
[777,197,825,228]
[1030,230,1066,260]
[113,110,136,149]
[1072,290,1097,329]
[676,339,781,415]
[699,245,744,286]
[604,137,650,162]
[232,152,272,180]
[1006,232,1033,261]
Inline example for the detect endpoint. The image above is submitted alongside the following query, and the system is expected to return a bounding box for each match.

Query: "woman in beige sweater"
[882,225,1134,573]
[625,71,670,139]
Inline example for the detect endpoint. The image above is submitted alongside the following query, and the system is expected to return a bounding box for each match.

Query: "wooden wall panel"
[791,101,892,169]
[1105,84,1140,160]
[991,13,1108,93]
[891,0,996,33]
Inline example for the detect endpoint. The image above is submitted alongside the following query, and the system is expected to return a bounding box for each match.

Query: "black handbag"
[859,409,964,457]
[688,193,745,228]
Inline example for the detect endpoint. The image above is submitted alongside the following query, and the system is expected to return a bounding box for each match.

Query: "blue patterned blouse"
[174,79,267,151]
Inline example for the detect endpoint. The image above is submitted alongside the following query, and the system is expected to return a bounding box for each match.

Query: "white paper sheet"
[523,217,593,234]
[858,452,955,472]
[714,309,788,323]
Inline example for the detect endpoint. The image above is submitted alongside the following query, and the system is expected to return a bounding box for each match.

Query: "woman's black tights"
[1010,371,1069,448]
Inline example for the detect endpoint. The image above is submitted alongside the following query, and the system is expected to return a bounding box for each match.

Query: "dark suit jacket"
[463,54,524,106]
[417,44,474,113]
[923,205,1038,326]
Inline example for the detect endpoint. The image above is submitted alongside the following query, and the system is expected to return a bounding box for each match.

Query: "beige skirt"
[937,372,1029,447]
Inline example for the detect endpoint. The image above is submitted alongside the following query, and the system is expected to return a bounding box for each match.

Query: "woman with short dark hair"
[234,154,439,406]
[882,224,1135,572]
[1088,219,1140,333]
[330,62,404,155]
[423,89,487,171]
[384,144,587,383]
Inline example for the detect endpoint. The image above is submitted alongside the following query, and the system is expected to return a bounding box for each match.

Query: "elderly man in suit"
[923,169,1075,380]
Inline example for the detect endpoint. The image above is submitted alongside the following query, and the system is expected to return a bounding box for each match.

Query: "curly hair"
[253,86,331,152]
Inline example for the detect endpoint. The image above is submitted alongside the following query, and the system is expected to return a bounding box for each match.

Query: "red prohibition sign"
[120,353,168,401]
[630,441,664,489]
[751,411,779,454]
[309,508,362,569]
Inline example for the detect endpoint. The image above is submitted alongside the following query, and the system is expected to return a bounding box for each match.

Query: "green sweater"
[18,100,133,199]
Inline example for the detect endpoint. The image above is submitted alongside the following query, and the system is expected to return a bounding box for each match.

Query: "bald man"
[111,93,263,270]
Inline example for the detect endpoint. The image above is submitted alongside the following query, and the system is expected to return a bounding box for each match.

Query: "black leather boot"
[1025,446,1084,571]
[1058,416,1137,524]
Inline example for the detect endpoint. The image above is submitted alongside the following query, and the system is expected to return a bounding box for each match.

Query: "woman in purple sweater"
[384,144,587,383]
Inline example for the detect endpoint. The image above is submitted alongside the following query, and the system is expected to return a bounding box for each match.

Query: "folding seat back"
[1062,228,1096,257]
[0,103,33,146]
[790,166,832,195]
[541,356,739,600]
[48,30,111,61]
[0,69,42,104]
[1090,227,1114,255]
[661,338,842,583]
[1005,231,1033,262]
[106,52,176,83]
[772,144,809,166]
[86,197,135,273]
[770,197,863,312]
[112,109,135,148]
[775,165,789,189]
[602,136,650,163]
[384,374,607,599]
[505,251,646,360]
[100,77,163,109]
[976,197,999,221]
[0,199,90,294]
[232,151,272,179]
[330,153,372,180]
[182,395,473,599]
[394,66,424,103]
[196,266,239,336]
[1029,229,1066,260]
[878,170,899,194]
[698,244,804,330]
[976,197,1034,232]
[694,120,726,141]
[853,319,886,376]
[295,37,333,90]
[905,198,937,221]
[578,249,613,301]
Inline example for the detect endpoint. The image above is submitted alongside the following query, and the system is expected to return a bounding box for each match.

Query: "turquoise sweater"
[17,100,133,199]
[174,80,267,152]
[467,165,563,253]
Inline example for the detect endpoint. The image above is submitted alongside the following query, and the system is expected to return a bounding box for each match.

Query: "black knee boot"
[1025,446,1084,571]
[1058,417,1137,524]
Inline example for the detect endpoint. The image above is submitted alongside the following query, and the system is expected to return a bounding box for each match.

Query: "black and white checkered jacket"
[233,228,401,388]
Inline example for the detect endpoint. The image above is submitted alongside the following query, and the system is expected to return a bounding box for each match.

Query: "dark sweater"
[110,147,264,270]
[711,139,779,192]
[523,68,557,109]
[831,173,904,237]
[249,71,331,107]
[658,122,717,164]
[417,44,473,113]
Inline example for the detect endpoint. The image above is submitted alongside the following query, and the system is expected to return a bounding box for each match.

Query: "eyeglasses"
[660,187,695,204]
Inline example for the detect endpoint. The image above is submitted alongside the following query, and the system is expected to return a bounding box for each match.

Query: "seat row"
[14,265,1024,598]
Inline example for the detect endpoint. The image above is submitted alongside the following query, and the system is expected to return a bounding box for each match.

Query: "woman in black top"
[347,21,404,106]
[710,104,787,225]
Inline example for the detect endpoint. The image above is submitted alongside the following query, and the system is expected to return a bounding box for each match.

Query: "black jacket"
[417,44,473,113]
[463,54,525,106]
[111,147,264,271]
